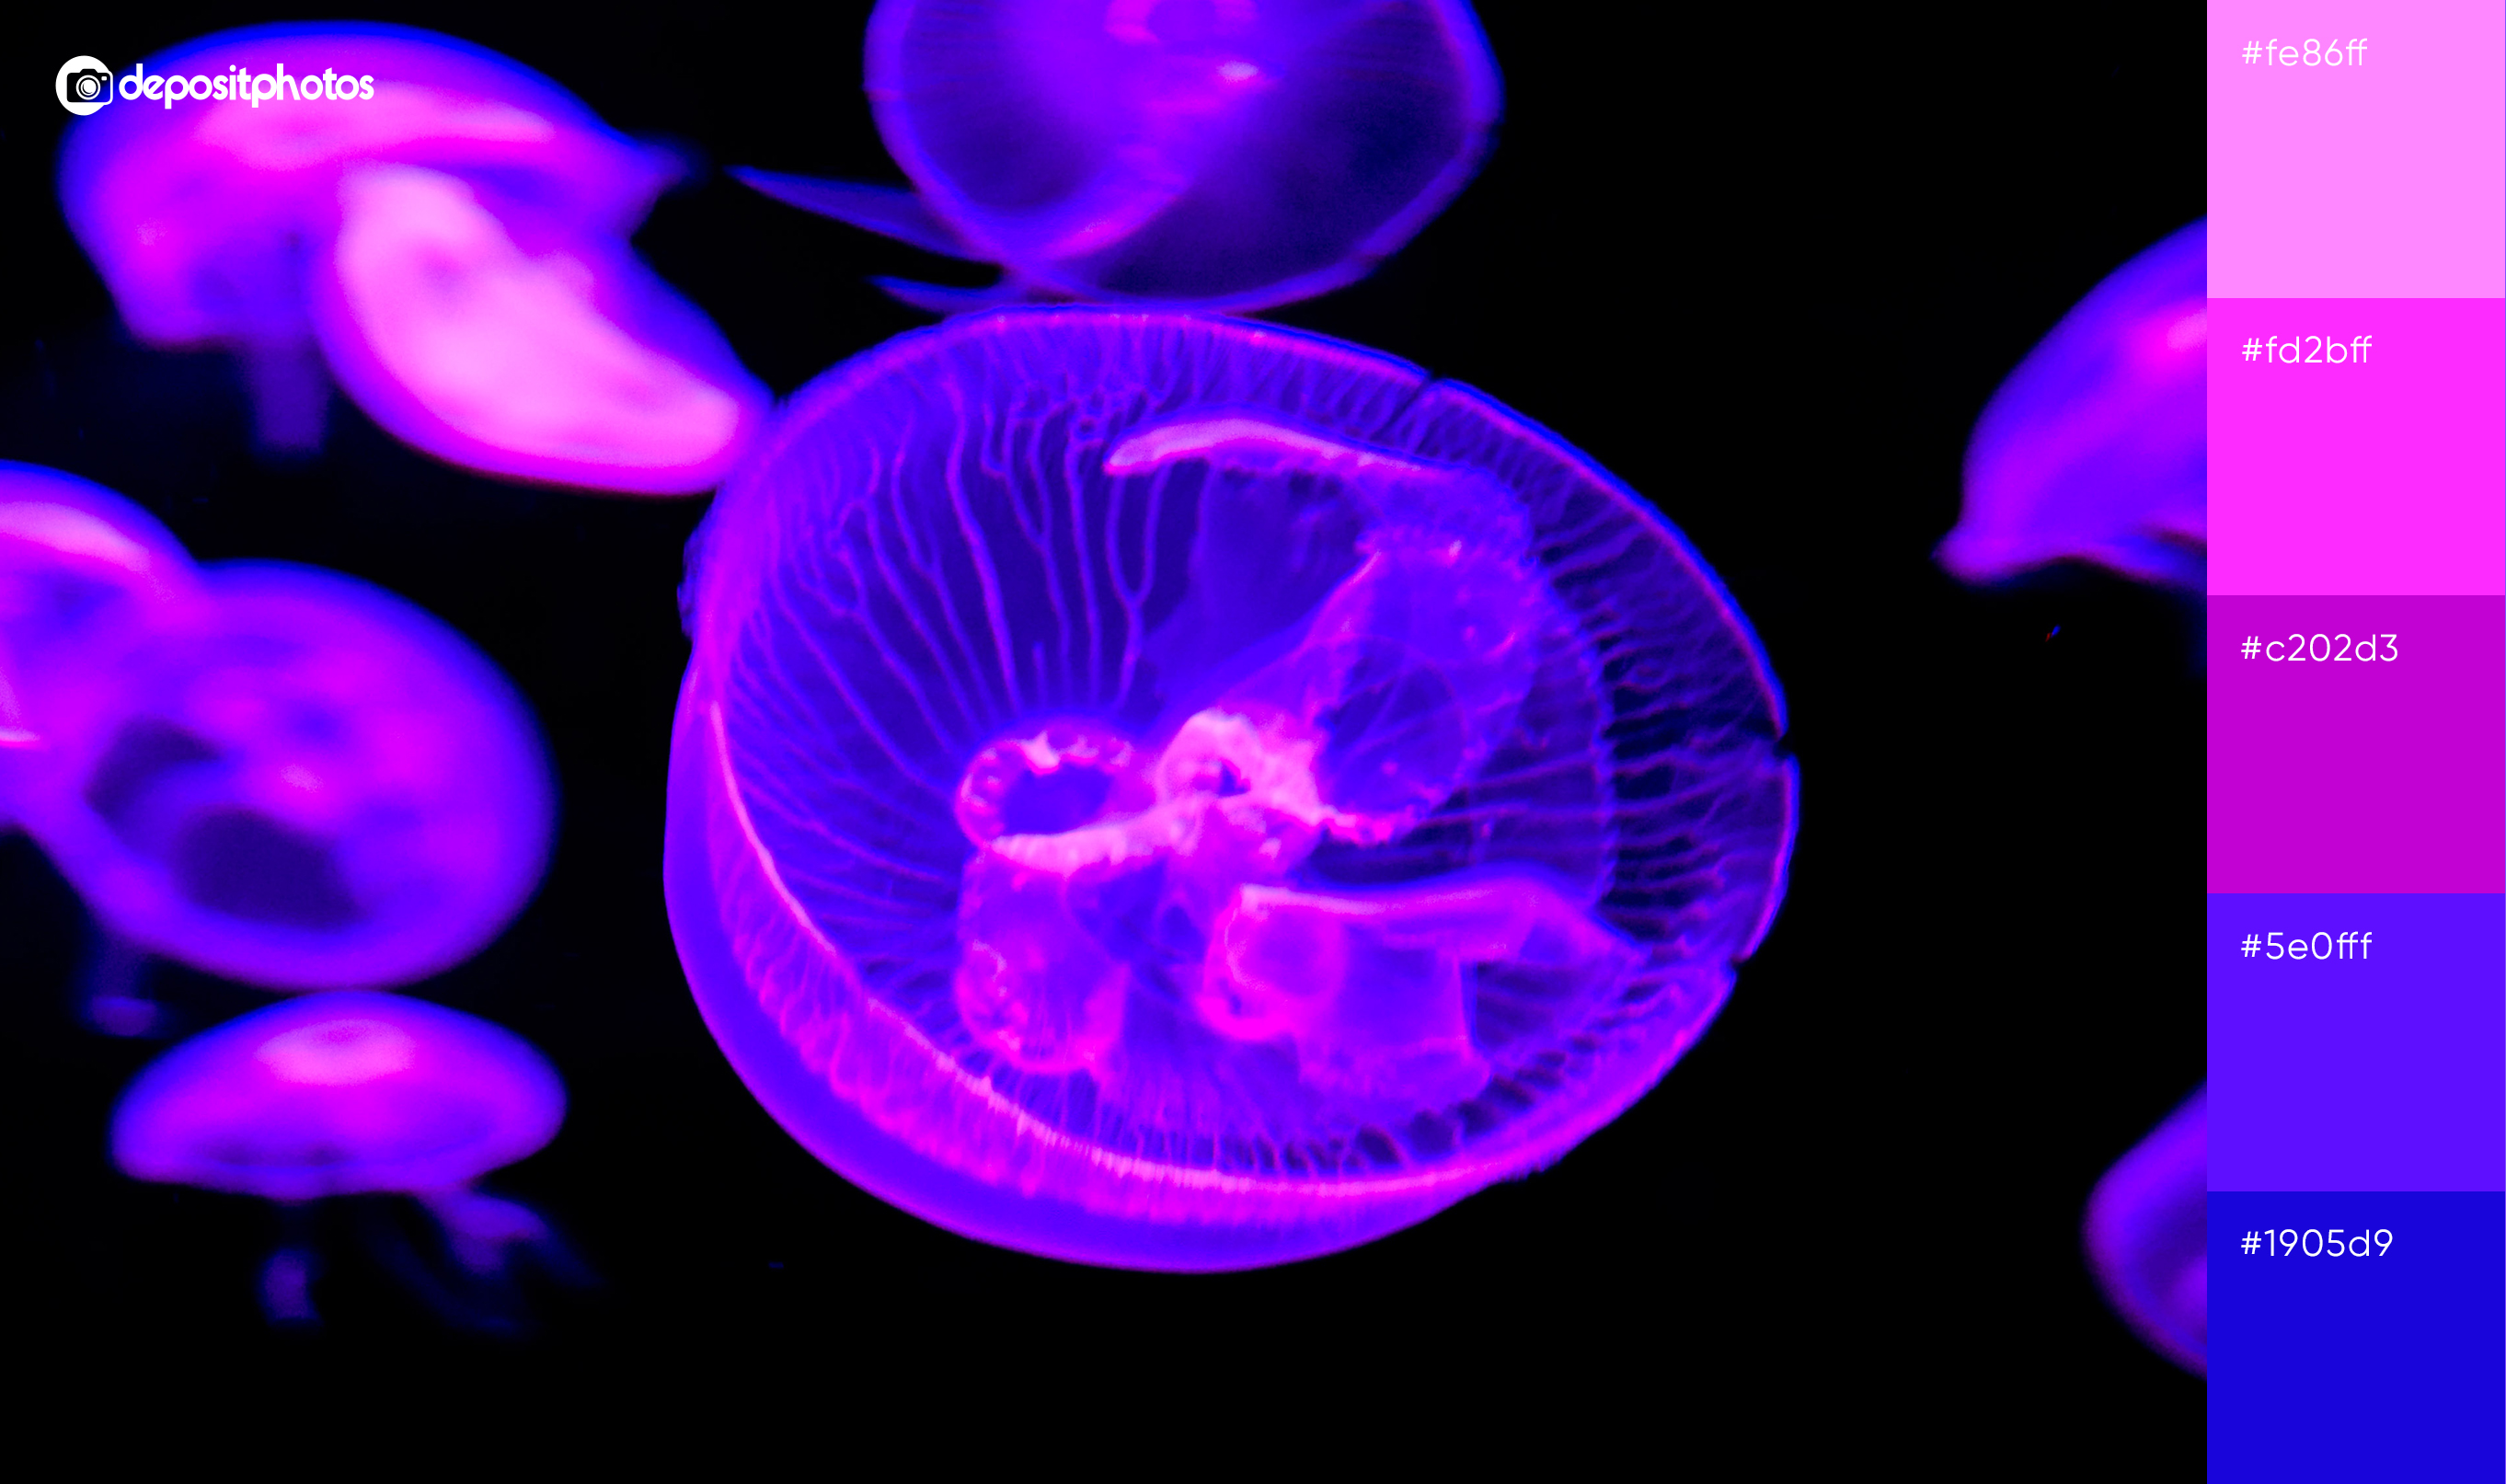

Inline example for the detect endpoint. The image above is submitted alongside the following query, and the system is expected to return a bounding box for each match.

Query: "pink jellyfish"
[12,562,554,993]
[2085,1087,2207,1375]
[56,23,765,493]
[1938,220,2205,591]
[112,992,575,1331]
[0,463,199,788]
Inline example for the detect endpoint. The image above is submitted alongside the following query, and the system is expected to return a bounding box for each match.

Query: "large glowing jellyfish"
[56,22,765,492]
[1937,220,2205,590]
[2085,1087,2207,1375]
[737,0,1501,314]
[668,308,1795,1268]
[112,992,575,1330]
[13,563,554,991]
[0,464,199,798]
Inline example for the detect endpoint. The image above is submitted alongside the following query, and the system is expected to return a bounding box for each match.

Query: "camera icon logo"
[57,56,115,116]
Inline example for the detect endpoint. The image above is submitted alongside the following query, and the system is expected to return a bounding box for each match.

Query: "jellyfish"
[11,561,554,993]
[0,463,200,783]
[1937,220,2206,591]
[111,992,577,1331]
[56,22,766,493]
[2084,1087,2207,1375]
[735,0,1502,314]
[667,308,1796,1269]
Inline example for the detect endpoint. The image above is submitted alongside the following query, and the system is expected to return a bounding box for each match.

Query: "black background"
[1,3,2202,1455]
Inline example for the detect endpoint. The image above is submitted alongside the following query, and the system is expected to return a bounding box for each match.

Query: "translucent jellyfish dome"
[0,464,199,800]
[111,991,564,1201]
[15,563,554,990]
[56,22,765,491]
[739,0,1500,314]
[669,308,1795,1268]
[2085,1087,2207,1375]
[1937,220,2206,591]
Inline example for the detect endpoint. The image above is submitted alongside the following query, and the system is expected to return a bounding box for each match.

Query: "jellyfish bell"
[669,307,1796,1269]
[14,561,555,991]
[2084,1087,2207,1375]
[736,0,1502,314]
[0,464,200,780]
[56,22,765,491]
[1938,219,2207,592]
[111,991,571,1328]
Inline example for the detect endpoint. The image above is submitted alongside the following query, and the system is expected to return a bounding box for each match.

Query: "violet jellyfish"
[111,992,573,1330]
[13,562,554,992]
[1937,220,2206,590]
[0,464,200,789]
[2085,1087,2207,1375]
[667,308,1796,1268]
[56,23,766,492]
[736,0,1501,314]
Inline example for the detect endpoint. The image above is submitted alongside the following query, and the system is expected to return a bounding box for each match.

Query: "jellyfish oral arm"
[1200,876,1638,1104]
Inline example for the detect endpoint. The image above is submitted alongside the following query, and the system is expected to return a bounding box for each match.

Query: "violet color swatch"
[2208,892,2503,1192]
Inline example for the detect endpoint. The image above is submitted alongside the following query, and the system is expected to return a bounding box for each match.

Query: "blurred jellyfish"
[2085,1087,2207,1375]
[736,0,1501,314]
[0,463,199,781]
[112,991,577,1332]
[1937,220,2205,591]
[14,562,554,992]
[668,308,1796,1269]
[56,23,765,492]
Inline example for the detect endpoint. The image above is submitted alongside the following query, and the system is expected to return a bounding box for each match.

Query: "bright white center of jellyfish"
[255,1018,418,1085]
[946,414,1636,1101]
[329,164,741,471]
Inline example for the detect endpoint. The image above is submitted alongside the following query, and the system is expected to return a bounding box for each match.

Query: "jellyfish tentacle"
[415,1187,556,1278]
[238,336,333,456]
[727,167,986,259]
[870,274,1055,316]
[258,1243,324,1329]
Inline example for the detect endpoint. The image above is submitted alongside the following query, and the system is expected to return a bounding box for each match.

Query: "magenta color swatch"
[2207,299,2505,597]
[2208,1,2505,297]
[2208,596,2503,893]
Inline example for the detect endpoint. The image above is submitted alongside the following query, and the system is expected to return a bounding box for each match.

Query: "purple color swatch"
[2206,298,2504,596]
[2208,892,2503,1191]
[57,23,765,491]
[1939,220,2204,591]
[737,0,1500,314]
[669,308,1795,1268]
[2207,0,2506,298]
[2206,596,2501,894]
[16,562,555,989]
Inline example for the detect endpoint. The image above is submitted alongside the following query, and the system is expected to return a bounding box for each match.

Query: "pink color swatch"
[2207,298,2504,596]
[2208,2,2505,297]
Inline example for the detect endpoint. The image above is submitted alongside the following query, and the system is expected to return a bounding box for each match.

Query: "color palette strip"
[2207,3,2504,1474]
